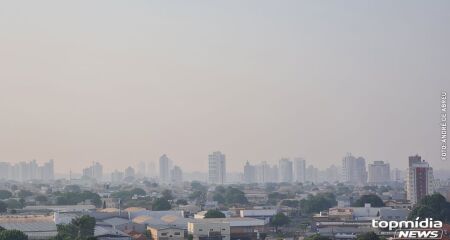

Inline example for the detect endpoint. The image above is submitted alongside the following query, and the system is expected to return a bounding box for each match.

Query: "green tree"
[304,234,331,240]
[204,210,226,218]
[54,215,96,239]
[0,229,28,240]
[35,195,48,203]
[281,199,300,208]
[17,190,33,198]
[64,185,81,193]
[409,193,450,222]
[72,215,96,238]
[54,223,78,239]
[56,191,102,207]
[356,231,381,240]
[152,198,171,211]
[0,201,6,213]
[300,192,337,214]
[0,190,12,200]
[270,213,290,232]
[176,199,188,205]
[353,194,385,207]
[212,193,225,204]
[161,189,173,200]
[6,199,22,209]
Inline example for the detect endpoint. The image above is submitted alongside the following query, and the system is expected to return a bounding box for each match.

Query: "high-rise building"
[293,158,306,183]
[406,155,434,204]
[391,168,404,182]
[0,162,11,180]
[341,153,367,184]
[243,161,256,183]
[111,170,124,183]
[1,160,54,182]
[368,161,390,184]
[278,158,293,183]
[171,165,183,183]
[82,162,103,181]
[325,164,340,183]
[159,154,171,184]
[147,161,156,178]
[136,161,146,178]
[306,165,319,183]
[208,151,226,185]
[124,166,136,179]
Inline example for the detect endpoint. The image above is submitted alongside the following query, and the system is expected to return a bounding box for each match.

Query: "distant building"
[341,153,367,184]
[406,155,434,204]
[171,165,183,183]
[188,219,230,240]
[278,158,293,183]
[0,159,54,182]
[83,162,103,181]
[243,161,256,183]
[159,154,171,184]
[124,166,136,179]
[306,165,319,183]
[293,158,306,183]
[325,164,340,183]
[208,151,226,185]
[111,170,124,183]
[147,161,156,178]
[391,168,404,182]
[368,161,390,184]
[255,161,278,183]
[136,161,146,178]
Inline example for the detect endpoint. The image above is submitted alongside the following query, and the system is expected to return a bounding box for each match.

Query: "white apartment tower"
[368,161,390,184]
[278,158,293,183]
[293,158,306,183]
[159,154,171,184]
[341,153,368,184]
[208,151,226,185]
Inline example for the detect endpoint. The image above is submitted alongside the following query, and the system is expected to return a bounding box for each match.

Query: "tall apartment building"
[325,164,340,183]
[341,153,367,185]
[243,161,256,183]
[208,151,226,185]
[0,160,54,182]
[278,158,293,183]
[293,158,306,183]
[159,154,171,184]
[406,155,434,204]
[82,162,103,181]
[255,161,278,183]
[306,165,319,183]
[171,165,183,183]
[368,161,391,184]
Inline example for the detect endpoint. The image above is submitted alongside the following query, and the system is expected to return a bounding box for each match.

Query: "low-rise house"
[147,226,185,240]
[189,218,267,240]
[188,219,230,240]
[95,225,132,240]
[239,209,276,222]
[384,200,412,209]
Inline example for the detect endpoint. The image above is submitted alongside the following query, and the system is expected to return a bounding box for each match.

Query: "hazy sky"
[1,1,449,173]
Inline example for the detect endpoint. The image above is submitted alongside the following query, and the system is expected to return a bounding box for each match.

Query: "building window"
[161,233,168,236]
[174,232,180,235]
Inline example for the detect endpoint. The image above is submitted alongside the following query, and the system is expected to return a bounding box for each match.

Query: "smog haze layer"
[1,0,449,173]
